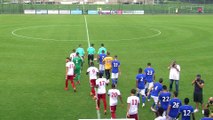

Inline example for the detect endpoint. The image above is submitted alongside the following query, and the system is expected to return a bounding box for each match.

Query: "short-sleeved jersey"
[127,96,140,115]
[103,56,113,70]
[70,52,76,61]
[87,47,95,55]
[76,47,85,57]
[136,74,146,89]
[168,98,182,118]
[144,67,155,83]
[151,82,163,97]
[111,60,120,73]
[169,65,181,80]
[179,105,194,120]
[98,47,107,54]
[194,79,204,93]
[99,53,106,64]
[108,89,121,106]
[73,57,82,69]
[66,61,75,76]
[96,78,107,94]
[201,117,213,120]
[87,66,99,80]
[158,91,171,110]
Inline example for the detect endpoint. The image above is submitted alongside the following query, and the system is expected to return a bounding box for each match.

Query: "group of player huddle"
[65,43,213,120]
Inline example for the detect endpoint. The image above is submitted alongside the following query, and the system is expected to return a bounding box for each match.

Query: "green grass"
[0,15,213,120]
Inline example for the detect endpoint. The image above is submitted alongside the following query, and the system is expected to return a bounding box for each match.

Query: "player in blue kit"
[111,55,121,86]
[98,50,106,77]
[201,109,213,120]
[167,91,182,120]
[144,63,155,101]
[158,85,171,115]
[176,98,195,120]
[147,78,163,112]
[136,68,146,108]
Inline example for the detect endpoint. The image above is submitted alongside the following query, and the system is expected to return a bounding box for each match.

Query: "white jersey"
[66,61,75,76]
[70,52,76,61]
[169,64,180,80]
[127,96,140,115]
[87,66,99,80]
[154,116,166,120]
[108,89,121,106]
[96,78,107,94]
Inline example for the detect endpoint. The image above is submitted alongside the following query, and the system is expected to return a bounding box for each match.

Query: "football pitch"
[0,14,213,120]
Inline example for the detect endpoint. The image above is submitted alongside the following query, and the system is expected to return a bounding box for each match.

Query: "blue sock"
[142,95,146,103]
[112,79,116,85]
[115,78,118,85]
[148,94,151,99]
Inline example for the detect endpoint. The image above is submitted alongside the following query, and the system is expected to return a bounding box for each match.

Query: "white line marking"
[11,25,161,42]
[83,15,90,47]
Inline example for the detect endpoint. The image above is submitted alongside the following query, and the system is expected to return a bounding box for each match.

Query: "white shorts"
[138,89,146,96]
[111,73,119,79]
[99,64,104,71]
[145,82,154,90]
[151,95,159,104]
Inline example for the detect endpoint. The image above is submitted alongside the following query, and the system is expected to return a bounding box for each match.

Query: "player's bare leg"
[65,79,69,90]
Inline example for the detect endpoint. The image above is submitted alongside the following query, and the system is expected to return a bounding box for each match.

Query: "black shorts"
[193,92,203,104]
[88,54,94,61]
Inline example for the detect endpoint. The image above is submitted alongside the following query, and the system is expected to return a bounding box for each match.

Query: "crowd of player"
[65,43,213,120]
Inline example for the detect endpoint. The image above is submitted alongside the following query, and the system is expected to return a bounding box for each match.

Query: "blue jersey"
[201,118,213,120]
[151,82,163,97]
[144,67,155,83]
[99,53,106,64]
[111,60,120,73]
[158,91,171,110]
[179,105,194,120]
[136,74,146,89]
[168,98,182,118]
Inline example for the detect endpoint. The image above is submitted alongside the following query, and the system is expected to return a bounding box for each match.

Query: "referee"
[192,74,205,114]
[87,44,95,66]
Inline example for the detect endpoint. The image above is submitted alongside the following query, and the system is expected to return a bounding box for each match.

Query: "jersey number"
[113,63,118,67]
[162,96,170,102]
[111,92,118,98]
[183,110,191,116]
[99,81,105,86]
[69,64,74,69]
[172,102,180,108]
[132,99,138,105]
[147,70,153,75]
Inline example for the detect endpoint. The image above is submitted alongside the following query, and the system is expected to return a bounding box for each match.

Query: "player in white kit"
[96,75,109,115]
[86,62,99,99]
[126,89,140,120]
[108,84,123,119]
[65,57,76,92]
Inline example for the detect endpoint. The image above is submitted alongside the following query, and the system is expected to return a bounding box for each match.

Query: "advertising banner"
[36,10,48,14]
[88,10,98,15]
[59,10,71,14]
[111,10,123,15]
[133,10,144,14]
[48,10,59,14]
[122,10,134,14]
[24,10,36,14]
[71,10,83,15]
[100,10,111,15]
